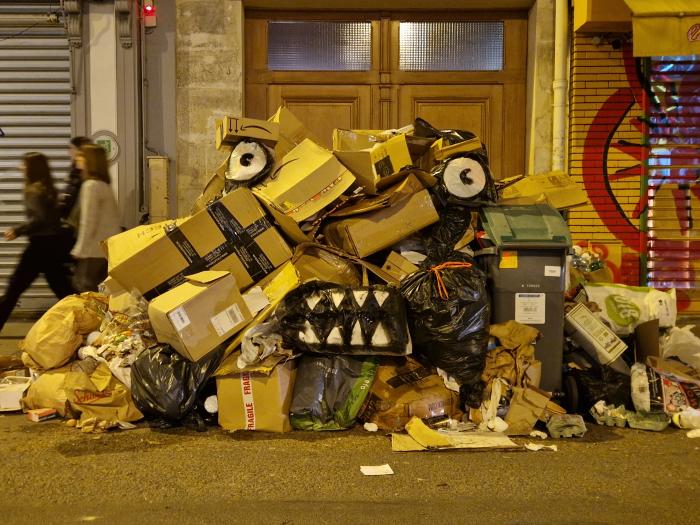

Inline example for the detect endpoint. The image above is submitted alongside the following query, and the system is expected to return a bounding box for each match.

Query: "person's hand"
[3,229,16,241]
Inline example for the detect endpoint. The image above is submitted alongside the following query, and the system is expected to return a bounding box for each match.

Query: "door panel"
[398,84,504,179]
[267,85,373,149]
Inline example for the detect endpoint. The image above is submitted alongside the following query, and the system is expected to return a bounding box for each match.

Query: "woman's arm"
[14,187,49,237]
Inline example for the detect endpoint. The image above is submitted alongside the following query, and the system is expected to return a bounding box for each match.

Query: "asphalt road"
[1,413,698,525]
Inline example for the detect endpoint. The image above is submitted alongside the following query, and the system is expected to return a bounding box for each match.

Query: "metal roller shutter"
[644,55,700,315]
[0,2,71,315]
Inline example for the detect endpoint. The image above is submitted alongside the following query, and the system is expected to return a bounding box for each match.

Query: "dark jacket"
[14,184,63,238]
[58,167,82,220]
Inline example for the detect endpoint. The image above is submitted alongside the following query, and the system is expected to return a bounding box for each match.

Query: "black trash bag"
[275,281,410,356]
[563,365,632,415]
[425,205,474,259]
[400,252,490,407]
[289,354,378,430]
[130,344,225,424]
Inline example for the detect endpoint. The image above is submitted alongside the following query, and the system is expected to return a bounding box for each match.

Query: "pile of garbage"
[2,107,699,448]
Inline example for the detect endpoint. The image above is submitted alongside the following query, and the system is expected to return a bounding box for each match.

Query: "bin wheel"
[564,375,579,414]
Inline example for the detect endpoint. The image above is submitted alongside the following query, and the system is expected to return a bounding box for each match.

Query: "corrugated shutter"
[645,55,700,315]
[0,2,71,314]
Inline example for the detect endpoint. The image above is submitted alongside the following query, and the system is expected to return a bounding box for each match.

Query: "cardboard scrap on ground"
[360,464,395,476]
[391,417,519,452]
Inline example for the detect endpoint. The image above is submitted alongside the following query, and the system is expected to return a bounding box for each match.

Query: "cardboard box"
[105,188,293,300]
[429,137,482,163]
[505,385,552,435]
[216,116,279,150]
[252,138,355,243]
[269,106,320,160]
[565,303,627,366]
[322,173,439,258]
[334,134,413,194]
[499,171,589,210]
[217,360,297,432]
[148,271,253,362]
[26,408,57,422]
[382,251,419,282]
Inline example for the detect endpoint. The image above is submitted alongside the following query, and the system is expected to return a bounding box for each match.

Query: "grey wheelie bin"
[478,204,572,392]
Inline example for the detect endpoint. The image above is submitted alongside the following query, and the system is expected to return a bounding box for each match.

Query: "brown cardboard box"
[322,173,439,258]
[215,116,279,150]
[334,134,413,194]
[361,357,462,432]
[148,271,253,362]
[382,251,419,282]
[429,137,482,163]
[252,138,355,243]
[217,360,297,432]
[105,188,293,300]
[269,106,320,159]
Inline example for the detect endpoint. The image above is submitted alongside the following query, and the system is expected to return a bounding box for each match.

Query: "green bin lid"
[481,204,572,248]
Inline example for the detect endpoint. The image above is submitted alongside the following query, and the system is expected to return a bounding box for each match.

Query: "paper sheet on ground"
[360,464,394,476]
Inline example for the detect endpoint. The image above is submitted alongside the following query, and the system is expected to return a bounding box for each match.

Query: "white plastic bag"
[584,283,676,335]
[661,325,700,372]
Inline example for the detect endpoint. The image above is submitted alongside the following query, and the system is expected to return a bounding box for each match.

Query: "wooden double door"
[245,12,527,180]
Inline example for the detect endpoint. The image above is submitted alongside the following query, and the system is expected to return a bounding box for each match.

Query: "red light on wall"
[144,0,156,28]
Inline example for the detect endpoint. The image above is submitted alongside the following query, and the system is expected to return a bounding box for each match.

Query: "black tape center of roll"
[460,168,473,185]
[240,152,254,167]
[143,201,274,299]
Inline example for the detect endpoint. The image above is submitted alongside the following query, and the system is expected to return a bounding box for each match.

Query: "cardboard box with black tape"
[104,188,293,300]
[215,116,279,150]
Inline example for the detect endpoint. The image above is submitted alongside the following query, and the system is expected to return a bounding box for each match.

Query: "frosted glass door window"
[399,21,504,71]
[268,21,371,71]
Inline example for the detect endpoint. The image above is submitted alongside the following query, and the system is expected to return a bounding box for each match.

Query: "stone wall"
[175,0,243,214]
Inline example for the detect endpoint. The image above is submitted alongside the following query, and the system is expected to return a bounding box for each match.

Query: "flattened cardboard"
[499,171,589,210]
[334,134,413,194]
[191,155,229,214]
[635,319,661,362]
[505,386,552,435]
[216,116,279,149]
[253,138,355,234]
[148,271,253,362]
[106,188,292,299]
[430,137,482,162]
[322,174,439,258]
[392,417,519,451]
[382,252,419,282]
[217,360,297,432]
[269,106,320,159]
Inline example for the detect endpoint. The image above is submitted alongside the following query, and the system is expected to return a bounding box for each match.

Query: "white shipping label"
[515,293,546,325]
[168,307,191,332]
[210,304,244,337]
[544,266,562,277]
[240,372,255,430]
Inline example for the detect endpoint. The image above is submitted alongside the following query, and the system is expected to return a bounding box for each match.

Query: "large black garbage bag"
[275,281,410,356]
[425,205,474,259]
[400,252,490,407]
[564,366,632,415]
[130,344,225,424]
[289,354,378,430]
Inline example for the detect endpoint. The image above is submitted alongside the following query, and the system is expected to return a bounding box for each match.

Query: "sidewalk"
[0,321,33,356]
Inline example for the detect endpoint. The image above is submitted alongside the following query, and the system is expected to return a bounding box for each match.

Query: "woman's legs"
[0,244,41,332]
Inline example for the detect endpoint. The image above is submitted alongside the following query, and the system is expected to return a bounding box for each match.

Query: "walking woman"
[71,144,121,292]
[58,136,92,230]
[0,153,75,332]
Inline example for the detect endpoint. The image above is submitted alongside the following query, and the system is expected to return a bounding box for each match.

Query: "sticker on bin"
[211,303,245,336]
[515,293,546,325]
[544,266,561,277]
[499,251,518,269]
[168,307,191,331]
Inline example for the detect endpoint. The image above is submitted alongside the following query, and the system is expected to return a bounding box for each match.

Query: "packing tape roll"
[442,157,487,200]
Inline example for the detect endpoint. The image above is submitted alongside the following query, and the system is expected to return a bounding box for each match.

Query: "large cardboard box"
[334,134,413,194]
[322,173,439,258]
[216,116,279,150]
[217,360,297,432]
[253,138,355,243]
[148,271,253,362]
[105,188,293,300]
[269,106,319,159]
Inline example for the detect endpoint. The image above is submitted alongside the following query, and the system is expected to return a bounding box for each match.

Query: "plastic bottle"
[672,408,700,429]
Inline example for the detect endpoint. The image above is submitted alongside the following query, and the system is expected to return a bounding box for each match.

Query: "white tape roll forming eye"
[442,157,487,199]
[226,141,269,181]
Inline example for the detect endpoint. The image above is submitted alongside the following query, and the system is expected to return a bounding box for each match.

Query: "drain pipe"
[552,0,569,172]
